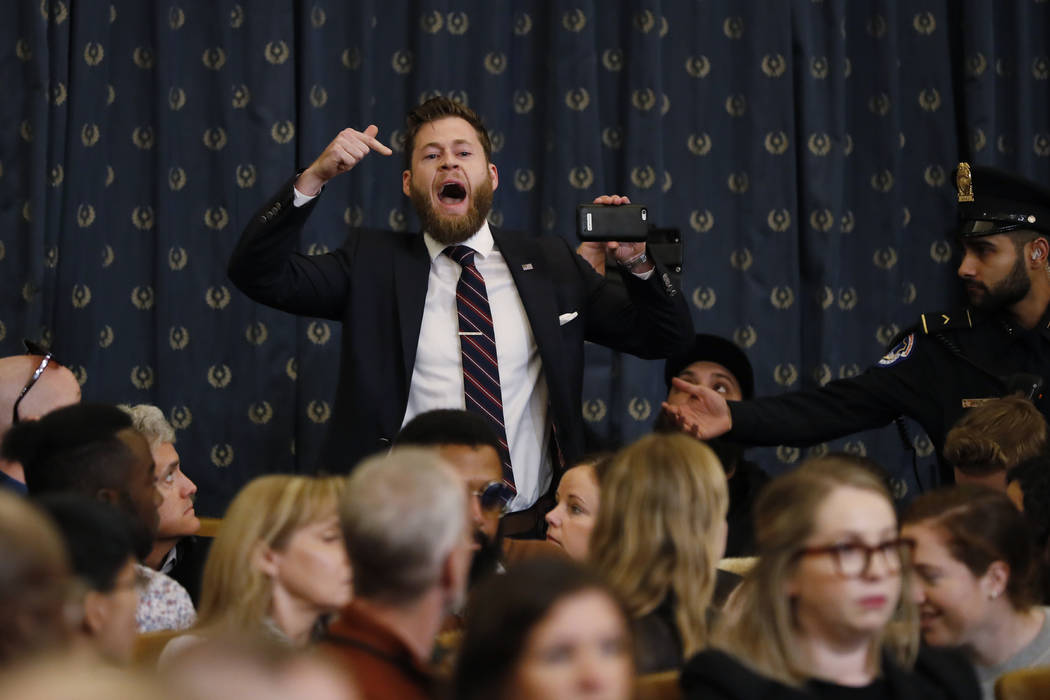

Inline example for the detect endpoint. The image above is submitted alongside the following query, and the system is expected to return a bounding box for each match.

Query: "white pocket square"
[558,312,579,326]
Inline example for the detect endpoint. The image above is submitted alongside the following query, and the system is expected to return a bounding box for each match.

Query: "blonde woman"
[161,475,351,663]
[589,433,730,673]
[544,454,610,560]
[682,455,979,700]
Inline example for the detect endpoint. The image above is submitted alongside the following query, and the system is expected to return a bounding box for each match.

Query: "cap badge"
[957,162,974,203]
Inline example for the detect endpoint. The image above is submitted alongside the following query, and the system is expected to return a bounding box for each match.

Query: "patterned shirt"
[136,564,197,633]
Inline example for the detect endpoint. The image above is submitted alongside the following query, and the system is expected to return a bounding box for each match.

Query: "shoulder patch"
[919,310,974,334]
[878,333,915,367]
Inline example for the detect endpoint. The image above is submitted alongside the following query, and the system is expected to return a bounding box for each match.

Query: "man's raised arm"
[227,125,391,319]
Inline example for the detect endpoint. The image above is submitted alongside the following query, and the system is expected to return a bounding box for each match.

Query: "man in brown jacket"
[322,448,473,700]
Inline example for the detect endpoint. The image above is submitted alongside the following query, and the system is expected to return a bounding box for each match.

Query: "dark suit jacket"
[228,176,694,473]
[166,535,212,607]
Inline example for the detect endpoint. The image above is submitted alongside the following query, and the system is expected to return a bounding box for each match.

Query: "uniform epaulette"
[918,309,974,334]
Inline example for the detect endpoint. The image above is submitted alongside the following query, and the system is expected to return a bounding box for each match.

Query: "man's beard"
[965,256,1031,310]
[410,176,494,245]
[653,407,743,479]
[468,528,501,588]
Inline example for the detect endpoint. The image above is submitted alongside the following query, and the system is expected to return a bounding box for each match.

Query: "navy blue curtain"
[4,1,1049,515]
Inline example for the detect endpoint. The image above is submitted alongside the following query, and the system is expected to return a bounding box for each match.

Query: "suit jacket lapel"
[494,228,564,380]
[394,234,432,385]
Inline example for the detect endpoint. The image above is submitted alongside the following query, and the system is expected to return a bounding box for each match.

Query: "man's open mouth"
[438,181,467,203]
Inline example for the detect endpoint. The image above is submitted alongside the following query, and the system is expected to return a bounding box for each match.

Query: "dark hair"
[394,409,502,456]
[453,557,632,700]
[1007,229,1047,255]
[902,484,1041,610]
[403,97,492,170]
[36,494,139,592]
[3,403,137,497]
[1007,455,1050,603]
[1008,455,1050,543]
[943,396,1047,476]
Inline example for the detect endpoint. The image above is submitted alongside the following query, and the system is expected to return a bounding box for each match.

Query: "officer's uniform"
[725,164,1050,480]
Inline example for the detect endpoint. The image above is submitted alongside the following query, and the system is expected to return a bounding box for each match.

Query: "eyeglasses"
[471,480,515,513]
[12,339,56,425]
[795,538,915,578]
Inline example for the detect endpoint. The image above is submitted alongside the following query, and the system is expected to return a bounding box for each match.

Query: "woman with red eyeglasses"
[682,455,979,700]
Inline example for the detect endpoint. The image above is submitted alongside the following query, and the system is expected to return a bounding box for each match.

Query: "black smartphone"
[576,204,649,242]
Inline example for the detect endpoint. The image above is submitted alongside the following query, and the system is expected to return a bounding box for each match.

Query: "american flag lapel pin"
[522,263,534,271]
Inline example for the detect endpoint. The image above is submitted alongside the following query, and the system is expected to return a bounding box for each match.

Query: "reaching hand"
[297,124,392,195]
[660,377,733,440]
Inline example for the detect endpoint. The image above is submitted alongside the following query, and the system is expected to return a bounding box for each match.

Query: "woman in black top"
[681,455,979,700]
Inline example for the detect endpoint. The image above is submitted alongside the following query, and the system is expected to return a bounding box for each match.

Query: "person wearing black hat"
[664,164,1050,485]
[654,334,769,556]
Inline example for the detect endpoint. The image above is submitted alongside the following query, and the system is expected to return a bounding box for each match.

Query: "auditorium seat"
[636,670,682,700]
[197,517,222,538]
[996,666,1050,700]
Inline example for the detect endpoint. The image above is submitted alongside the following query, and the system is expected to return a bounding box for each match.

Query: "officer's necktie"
[444,245,515,491]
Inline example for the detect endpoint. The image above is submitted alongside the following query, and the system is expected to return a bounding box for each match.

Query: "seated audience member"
[942,395,1047,490]
[682,455,979,700]
[1006,455,1050,602]
[902,485,1049,699]
[589,433,731,673]
[0,343,81,492]
[323,448,474,700]
[0,489,73,666]
[4,402,196,632]
[38,495,142,665]
[544,453,610,560]
[0,657,172,700]
[453,556,634,700]
[163,634,360,700]
[655,333,769,556]
[162,475,350,663]
[119,404,206,603]
[395,409,555,585]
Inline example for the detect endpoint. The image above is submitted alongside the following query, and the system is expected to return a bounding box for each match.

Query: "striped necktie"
[444,245,515,491]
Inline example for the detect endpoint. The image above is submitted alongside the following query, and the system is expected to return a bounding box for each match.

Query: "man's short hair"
[394,409,502,455]
[403,97,492,169]
[118,404,175,449]
[37,494,138,593]
[2,403,137,496]
[339,448,466,604]
[944,395,1048,476]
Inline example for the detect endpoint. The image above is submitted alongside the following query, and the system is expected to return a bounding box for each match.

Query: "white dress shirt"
[405,224,551,511]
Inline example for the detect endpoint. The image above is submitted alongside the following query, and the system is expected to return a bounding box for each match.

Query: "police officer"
[663,164,1050,482]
